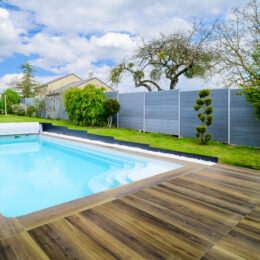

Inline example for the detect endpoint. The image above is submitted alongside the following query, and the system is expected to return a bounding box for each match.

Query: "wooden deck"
[0,163,260,259]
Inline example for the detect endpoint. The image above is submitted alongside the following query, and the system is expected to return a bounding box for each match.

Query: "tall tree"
[214,0,259,88]
[15,62,39,98]
[110,22,217,91]
[213,0,259,118]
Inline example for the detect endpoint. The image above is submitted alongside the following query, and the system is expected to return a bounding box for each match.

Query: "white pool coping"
[0,122,41,135]
[43,132,216,166]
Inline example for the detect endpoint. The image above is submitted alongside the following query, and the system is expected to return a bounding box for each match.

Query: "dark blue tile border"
[41,123,218,163]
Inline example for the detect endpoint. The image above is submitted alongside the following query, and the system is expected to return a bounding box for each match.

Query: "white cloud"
[0,8,23,56]
[4,0,245,36]
[0,0,247,92]
[20,32,136,81]
[0,73,22,91]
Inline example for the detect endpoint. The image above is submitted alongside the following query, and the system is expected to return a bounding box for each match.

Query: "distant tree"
[103,99,120,128]
[110,22,217,91]
[15,62,39,98]
[0,89,20,113]
[194,89,213,144]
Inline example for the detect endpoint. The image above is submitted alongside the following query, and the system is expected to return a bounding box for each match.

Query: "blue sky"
[0,0,246,92]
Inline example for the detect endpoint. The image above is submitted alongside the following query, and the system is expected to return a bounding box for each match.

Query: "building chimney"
[89,72,93,79]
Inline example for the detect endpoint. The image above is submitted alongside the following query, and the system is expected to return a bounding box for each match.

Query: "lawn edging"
[41,123,219,163]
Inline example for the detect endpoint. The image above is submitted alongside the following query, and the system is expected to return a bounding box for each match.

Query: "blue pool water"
[0,134,182,217]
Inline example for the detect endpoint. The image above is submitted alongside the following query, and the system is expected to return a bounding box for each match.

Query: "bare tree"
[214,0,260,87]
[110,22,217,91]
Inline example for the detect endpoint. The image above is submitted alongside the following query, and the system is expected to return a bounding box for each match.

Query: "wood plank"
[234,217,260,239]
[172,176,258,209]
[195,169,260,193]
[202,244,246,260]
[18,192,115,231]
[247,205,260,221]
[86,200,210,259]
[0,232,48,260]
[80,207,176,259]
[121,192,231,243]
[203,204,260,260]
[159,181,254,215]
[201,166,260,183]
[66,213,146,260]
[179,174,259,205]
[28,218,114,260]
[184,171,260,198]
[0,214,24,240]
[149,185,242,223]
[214,164,260,176]
[203,229,260,260]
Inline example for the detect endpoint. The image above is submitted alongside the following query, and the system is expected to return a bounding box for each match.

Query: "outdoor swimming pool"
[0,134,183,217]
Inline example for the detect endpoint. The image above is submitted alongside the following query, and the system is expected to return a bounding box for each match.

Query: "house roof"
[41,73,81,87]
[46,77,113,96]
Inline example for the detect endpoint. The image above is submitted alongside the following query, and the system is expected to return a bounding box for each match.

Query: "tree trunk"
[107,116,113,128]
[110,116,113,128]
[170,78,178,89]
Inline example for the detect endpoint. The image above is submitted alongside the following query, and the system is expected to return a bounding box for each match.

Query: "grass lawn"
[1,114,259,170]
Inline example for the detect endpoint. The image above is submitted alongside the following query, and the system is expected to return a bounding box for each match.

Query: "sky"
[0,0,246,93]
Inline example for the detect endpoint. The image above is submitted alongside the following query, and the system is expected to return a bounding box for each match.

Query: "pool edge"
[0,163,208,240]
[41,123,218,163]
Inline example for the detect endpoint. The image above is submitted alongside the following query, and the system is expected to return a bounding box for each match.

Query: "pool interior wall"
[0,134,183,217]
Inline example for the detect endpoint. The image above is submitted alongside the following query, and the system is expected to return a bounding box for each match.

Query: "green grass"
[1,114,259,170]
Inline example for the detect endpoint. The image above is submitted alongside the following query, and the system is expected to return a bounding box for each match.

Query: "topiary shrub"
[103,98,120,128]
[11,104,26,116]
[193,89,213,144]
[64,84,107,126]
[26,105,35,117]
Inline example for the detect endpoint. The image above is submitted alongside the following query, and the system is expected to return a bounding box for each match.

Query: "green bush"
[194,89,213,144]
[64,84,107,126]
[11,104,26,116]
[238,84,260,119]
[0,89,20,113]
[103,99,121,128]
[34,99,45,117]
[26,106,35,117]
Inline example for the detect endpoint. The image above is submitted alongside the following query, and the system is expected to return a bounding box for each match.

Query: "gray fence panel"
[180,89,229,143]
[118,92,144,130]
[20,98,37,108]
[20,97,46,118]
[106,91,118,99]
[145,90,179,135]
[20,89,260,147]
[230,89,260,147]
